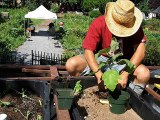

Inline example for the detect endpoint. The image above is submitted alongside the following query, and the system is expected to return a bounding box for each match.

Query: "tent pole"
[24,19,25,36]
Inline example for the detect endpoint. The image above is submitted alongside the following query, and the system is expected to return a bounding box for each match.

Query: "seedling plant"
[95,38,135,92]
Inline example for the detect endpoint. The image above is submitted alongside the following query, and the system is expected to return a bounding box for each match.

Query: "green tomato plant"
[96,37,135,92]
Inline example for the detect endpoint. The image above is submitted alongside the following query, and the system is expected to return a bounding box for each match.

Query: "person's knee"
[66,55,87,76]
[134,64,150,84]
[65,57,77,73]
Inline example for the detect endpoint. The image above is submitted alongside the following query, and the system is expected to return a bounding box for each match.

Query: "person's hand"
[96,71,106,91]
[118,71,129,89]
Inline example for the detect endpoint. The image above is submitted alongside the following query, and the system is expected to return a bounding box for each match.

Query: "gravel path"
[16,20,64,65]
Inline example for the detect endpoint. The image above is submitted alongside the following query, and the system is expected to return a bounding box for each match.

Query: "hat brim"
[105,2,143,37]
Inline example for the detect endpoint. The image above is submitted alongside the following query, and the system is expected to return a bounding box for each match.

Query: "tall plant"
[95,38,135,91]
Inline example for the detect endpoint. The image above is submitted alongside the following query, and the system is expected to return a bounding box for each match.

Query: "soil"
[0,88,43,120]
[75,86,142,120]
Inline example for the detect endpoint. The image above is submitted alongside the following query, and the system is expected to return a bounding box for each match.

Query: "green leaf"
[110,37,119,52]
[37,115,42,120]
[118,59,135,73]
[98,62,106,69]
[95,48,110,58]
[102,70,121,92]
[73,80,82,94]
[111,52,123,61]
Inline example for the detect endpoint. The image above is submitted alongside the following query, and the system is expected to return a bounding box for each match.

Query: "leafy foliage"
[137,0,150,14]
[142,19,160,66]
[97,38,135,92]
[73,80,82,95]
[50,3,59,13]
[0,8,28,55]
[55,13,93,57]
[89,10,102,18]
[102,70,121,91]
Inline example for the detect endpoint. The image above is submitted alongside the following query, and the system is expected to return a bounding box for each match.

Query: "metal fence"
[0,52,25,65]
[31,50,67,65]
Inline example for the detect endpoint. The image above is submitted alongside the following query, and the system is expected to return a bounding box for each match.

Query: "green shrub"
[50,3,59,13]
[55,13,93,57]
[143,18,160,31]
[0,7,28,54]
[81,0,95,12]
[143,39,160,66]
[143,30,160,66]
[98,0,111,14]
[89,10,102,18]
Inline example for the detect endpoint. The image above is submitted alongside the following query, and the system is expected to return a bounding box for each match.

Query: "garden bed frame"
[0,64,159,120]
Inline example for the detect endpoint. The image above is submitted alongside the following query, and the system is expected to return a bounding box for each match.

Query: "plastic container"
[56,88,74,110]
[108,90,130,114]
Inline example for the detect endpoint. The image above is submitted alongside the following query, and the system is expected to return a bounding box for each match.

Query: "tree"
[137,0,150,15]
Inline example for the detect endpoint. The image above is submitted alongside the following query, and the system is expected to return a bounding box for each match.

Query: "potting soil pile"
[76,86,142,120]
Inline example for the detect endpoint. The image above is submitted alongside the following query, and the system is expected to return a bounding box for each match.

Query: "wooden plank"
[58,110,71,120]
[145,86,160,101]
[54,95,71,120]
[0,64,66,70]
[58,71,69,75]
[22,68,50,74]
[22,65,66,70]
[22,68,50,77]
[147,66,160,70]
[50,66,59,79]
[2,77,52,81]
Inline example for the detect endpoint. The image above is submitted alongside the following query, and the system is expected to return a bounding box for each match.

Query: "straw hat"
[105,0,143,37]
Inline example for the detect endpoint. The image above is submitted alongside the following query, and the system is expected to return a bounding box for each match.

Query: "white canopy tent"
[25,5,57,19]
[24,5,57,35]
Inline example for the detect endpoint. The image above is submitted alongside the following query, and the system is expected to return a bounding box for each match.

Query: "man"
[65,0,150,96]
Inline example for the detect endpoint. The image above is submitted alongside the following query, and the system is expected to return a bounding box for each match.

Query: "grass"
[31,19,44,25]
[55,13,94,57]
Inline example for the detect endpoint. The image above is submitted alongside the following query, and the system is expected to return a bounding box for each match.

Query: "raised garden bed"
[0,79,51,120]
[0,64,159,120]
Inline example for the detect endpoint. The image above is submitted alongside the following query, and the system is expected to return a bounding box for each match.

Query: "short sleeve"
[82,18,102,52]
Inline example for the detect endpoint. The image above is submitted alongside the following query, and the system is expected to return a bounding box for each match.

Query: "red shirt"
[82,15,146,59]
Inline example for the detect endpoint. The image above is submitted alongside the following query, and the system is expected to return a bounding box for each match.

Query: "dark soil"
[0,88,43,120]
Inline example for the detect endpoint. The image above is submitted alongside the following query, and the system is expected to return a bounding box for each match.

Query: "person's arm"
[118,42,146,88]
[130,42,146,67]
[84,49,105,90]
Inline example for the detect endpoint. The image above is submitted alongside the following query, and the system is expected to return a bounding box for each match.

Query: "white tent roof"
[25,5,57,19]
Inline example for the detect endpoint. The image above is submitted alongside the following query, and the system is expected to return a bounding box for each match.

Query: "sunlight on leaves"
[102,70,121,92]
